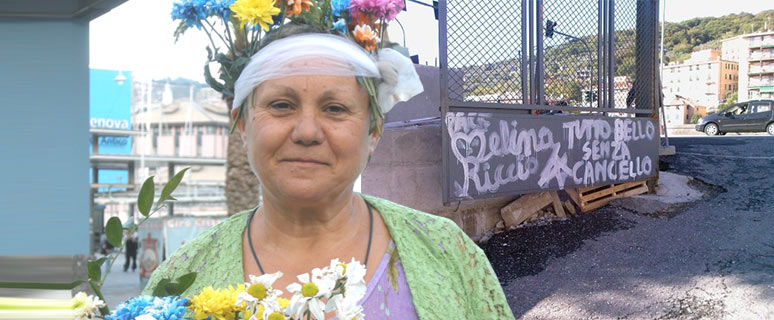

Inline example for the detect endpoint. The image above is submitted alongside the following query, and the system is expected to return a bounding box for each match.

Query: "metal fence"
[438,0,662,203]
[439,0,659,115]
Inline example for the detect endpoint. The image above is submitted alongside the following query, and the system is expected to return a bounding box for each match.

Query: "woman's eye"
[325,105,347,114]
[269,102,292,111]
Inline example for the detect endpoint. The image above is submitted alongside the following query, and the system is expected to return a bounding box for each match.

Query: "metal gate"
[439,0,661,203]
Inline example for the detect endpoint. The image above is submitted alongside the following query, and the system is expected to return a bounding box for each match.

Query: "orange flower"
[354,24,378,51]
[285,0,313,16]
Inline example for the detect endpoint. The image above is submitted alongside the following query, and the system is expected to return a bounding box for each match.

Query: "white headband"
[232,33,423,114]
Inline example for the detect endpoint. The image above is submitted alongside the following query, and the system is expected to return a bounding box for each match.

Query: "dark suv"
[696,99,774,135]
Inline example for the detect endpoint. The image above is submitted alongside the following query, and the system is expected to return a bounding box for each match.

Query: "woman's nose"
[290,110,325,146]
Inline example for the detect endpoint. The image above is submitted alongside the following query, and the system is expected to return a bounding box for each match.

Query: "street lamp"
[114,70,127,86]
[545,19,595,107]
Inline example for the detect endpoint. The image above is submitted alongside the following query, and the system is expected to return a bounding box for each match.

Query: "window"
[730,104,747,115]
[753,103,771,114]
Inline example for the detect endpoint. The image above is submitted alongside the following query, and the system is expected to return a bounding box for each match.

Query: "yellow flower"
[188,284,245,320]
[277,297,290,309]
[230,0,281,31]
[267,311,285,320]
[247,283,267,300]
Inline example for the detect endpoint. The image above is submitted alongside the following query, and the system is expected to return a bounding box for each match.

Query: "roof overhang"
[0,0,127,21]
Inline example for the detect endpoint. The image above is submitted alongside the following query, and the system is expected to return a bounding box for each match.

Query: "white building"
[662,49,738,113]
[91,80,231,224]
[722,30,774,101]
[662,94,707,126]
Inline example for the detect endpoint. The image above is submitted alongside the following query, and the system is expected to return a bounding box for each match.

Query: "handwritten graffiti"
[446,112,657,199]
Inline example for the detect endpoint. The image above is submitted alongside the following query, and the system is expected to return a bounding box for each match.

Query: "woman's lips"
[282,158,328,166]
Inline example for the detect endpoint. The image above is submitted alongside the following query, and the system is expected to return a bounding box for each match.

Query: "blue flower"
[171,0,209,30]
[331,0,351,17]
[207,0,235,20]
[106,296,189,320]
[332,18,347,34]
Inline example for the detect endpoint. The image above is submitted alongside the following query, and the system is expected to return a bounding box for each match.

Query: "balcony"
[749,79,774,87]
[748,41,774,49]
[749,67,774,75]
[749,53,774,61]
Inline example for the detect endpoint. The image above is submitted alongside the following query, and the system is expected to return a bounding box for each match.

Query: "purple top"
[335,242,419,319]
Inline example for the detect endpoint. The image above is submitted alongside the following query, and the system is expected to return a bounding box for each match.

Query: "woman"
[143,25,513,319]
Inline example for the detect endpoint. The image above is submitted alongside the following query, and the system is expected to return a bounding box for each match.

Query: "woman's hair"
[240,23,382,134]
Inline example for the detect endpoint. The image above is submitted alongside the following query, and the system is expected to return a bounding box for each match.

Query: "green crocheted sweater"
[141,195,514,319]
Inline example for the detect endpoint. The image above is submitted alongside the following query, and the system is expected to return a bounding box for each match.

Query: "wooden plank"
[617,183,649,198]
[580,198,610,212]
[583,182,637,201]
[550,191,566,218]
[563,200,577,216]
[500,192,553,227]
[565,188,581,207]
[574,181,649,212]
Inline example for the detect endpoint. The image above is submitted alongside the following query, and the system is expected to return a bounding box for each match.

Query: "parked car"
[696,99,774,135]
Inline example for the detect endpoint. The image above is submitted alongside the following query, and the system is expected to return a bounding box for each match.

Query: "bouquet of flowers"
[104,258,367,320]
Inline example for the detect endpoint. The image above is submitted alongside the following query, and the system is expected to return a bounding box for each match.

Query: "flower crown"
[171,0,422,135]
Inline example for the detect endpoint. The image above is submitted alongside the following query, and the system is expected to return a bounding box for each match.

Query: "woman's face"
[234,73,380,205]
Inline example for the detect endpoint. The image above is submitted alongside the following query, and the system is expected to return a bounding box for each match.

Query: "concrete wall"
[363,66,517,239]
[0,19,90,255]
[362,122,516,239]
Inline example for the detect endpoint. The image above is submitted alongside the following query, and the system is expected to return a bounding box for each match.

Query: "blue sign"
[89,69,132,190]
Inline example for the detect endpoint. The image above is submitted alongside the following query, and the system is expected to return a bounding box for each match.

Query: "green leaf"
[204,63,227,94]
[173,21,189,43]
[138,176,155,217]
[163,282,180,295]
[152,278,172,297]
[159,167,190,203]
[87,257,106,282]
[213,53,233,66]
[229,56,250,80]
[175,272,197,295]
[105,217,123,248]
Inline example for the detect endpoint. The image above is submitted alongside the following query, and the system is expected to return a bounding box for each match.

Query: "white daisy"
[286,268,335,320]
[343,258,367,302]
[71,292,105,320]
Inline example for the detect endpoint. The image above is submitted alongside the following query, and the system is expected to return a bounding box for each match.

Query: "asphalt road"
[487,135,774,319]
[101,253,143,309]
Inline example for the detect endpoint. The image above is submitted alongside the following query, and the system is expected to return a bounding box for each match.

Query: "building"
[662,94,707,126]
[90,78,231,231]
[722,30,774,101]
[662,49,738,113]
[580,76,632,111]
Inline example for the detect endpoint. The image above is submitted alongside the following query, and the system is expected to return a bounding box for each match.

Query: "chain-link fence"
[444,0,525,104]
[543,0,600,108]
[439,0,657,115]
[614,0,637,110]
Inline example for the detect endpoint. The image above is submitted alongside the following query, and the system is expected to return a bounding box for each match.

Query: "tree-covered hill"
[664,10,774,62]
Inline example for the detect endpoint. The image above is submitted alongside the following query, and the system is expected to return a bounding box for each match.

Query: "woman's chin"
[268,183,351,205]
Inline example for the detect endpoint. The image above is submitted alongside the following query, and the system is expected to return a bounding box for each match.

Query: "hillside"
[664,10,774,62]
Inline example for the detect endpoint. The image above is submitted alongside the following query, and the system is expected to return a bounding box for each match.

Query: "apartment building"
[662,49,738,113]
[722,30,774,101]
